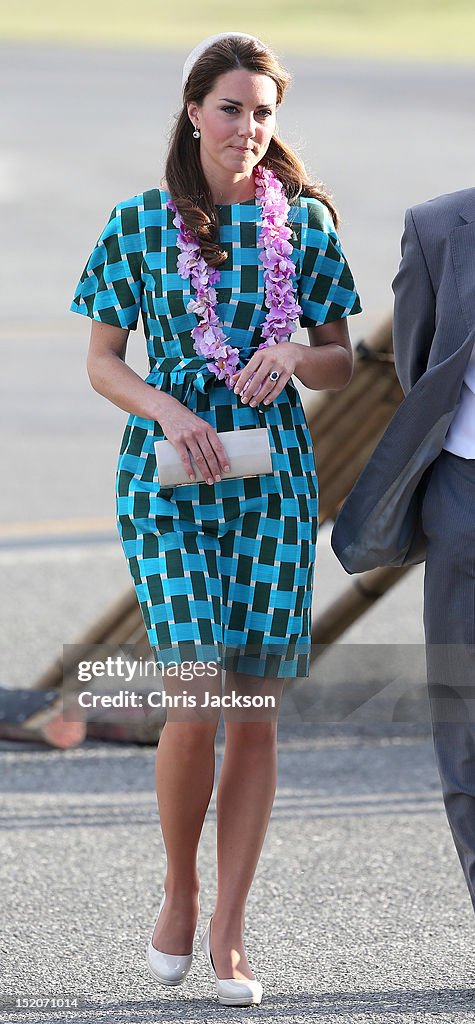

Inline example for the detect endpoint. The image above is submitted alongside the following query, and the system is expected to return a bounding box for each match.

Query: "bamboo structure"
[0,687,86,749]
[33,590,145,691]
[306,313,402,522]
[311,565,412,646]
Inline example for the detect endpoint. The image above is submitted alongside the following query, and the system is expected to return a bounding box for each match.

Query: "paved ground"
[1,726,474,1023]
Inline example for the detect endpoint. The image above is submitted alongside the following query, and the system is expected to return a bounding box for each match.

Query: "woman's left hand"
[229,343,301,407]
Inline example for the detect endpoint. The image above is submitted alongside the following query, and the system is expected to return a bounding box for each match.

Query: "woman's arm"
[230,318,354,405]
[86,321,179,423]
[292,317,354,391]
[86,321,231,480]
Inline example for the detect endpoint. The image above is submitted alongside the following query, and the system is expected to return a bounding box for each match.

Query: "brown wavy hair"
[164,36,339,268]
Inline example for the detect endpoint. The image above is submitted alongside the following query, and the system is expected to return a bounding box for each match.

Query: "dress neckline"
[158,186,257,210]
[214,198,256,208]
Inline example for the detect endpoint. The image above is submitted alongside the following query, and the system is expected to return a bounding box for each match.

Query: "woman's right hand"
[159,397,231,484]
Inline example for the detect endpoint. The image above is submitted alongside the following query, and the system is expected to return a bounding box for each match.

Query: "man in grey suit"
[332,187,475,912]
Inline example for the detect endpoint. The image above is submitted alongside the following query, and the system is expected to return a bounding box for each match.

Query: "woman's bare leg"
[151,664,221,955]
[210,671,285,979]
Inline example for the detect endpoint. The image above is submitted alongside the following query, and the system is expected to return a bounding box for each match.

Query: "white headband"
[181,32,266,90]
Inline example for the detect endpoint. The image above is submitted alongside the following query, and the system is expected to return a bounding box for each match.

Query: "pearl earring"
[192,125,201,139]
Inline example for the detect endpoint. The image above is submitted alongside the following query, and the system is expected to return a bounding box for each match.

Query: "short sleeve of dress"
[70,202,142,330]
[297,198,362,327]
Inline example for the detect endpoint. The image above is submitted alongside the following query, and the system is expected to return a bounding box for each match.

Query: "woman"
[70,31,361,1006]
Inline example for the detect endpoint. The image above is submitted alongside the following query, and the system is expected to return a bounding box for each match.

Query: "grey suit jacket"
[331,187,475,574]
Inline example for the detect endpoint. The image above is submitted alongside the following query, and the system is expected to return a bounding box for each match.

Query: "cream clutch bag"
[155,427,273,488]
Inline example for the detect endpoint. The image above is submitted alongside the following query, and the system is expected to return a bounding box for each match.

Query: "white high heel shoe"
[200,915,263,1006]
[146,892,196,987]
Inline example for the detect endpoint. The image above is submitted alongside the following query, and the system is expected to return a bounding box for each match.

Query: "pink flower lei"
[167,164,302,390]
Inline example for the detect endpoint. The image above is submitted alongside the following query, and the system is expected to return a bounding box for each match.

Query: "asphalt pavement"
[1,725,474,1023]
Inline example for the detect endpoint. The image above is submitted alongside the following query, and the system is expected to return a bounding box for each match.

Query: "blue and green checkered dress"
[70,188,361,677]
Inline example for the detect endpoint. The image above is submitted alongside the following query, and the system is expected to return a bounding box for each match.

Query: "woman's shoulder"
[113,186,170,215]
[291,193,336,234]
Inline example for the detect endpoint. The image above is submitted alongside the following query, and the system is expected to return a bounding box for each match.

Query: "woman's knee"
[160,718,219,749]
[223,718,278,750]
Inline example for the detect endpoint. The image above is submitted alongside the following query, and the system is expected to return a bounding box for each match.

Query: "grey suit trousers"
[422,448,475,910]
